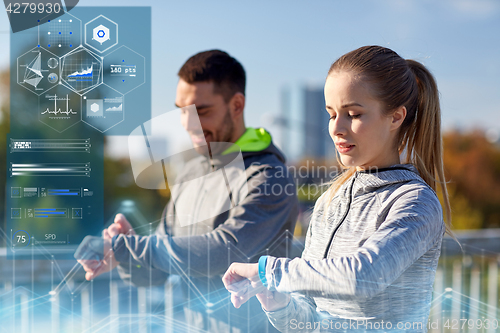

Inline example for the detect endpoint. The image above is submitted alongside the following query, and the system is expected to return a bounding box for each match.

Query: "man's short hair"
[178,50,246,102]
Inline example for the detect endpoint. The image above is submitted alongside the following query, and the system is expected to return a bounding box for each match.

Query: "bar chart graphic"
[10,138,91,153]
[9,163,91,177]
[47,188,81,196]
[34,208,68,218]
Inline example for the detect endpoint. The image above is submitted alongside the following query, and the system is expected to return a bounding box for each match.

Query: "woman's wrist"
[258,255,268,287]
[258,290,291,312]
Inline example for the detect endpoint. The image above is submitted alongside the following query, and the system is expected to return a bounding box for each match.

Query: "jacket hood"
[353,164,428,196]
[223,127,272,154]
[210,128,286,168]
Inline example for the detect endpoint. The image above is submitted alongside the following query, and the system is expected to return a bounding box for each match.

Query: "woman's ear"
[390,106,407,131]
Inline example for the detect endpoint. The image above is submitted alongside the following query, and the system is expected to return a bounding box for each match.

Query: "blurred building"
[265,84,335,162]
[302,86,331,159]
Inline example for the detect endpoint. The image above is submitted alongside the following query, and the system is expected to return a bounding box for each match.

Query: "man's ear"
[390,105,407,131]
[229,92,245,119]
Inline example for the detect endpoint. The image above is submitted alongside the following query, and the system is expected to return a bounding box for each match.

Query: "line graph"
[106,103,122,112]
[67,65,94,80]
[61,48,102,94]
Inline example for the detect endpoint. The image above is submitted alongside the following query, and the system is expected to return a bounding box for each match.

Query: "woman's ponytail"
[404,59,453,236]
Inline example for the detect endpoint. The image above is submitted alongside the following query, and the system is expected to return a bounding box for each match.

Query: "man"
[78,50,298,332]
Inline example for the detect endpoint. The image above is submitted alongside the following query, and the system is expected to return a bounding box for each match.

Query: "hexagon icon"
[39,84,81,133]
[82,83,124,132]
[84,15,118,54]
[93,25,110,45]
[17,46,60,96]
[37,12,82,53]
[103,46,146,94]
[60,46,103,95]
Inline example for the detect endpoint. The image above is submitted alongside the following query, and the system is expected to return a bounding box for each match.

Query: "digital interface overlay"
[8,6,151,258]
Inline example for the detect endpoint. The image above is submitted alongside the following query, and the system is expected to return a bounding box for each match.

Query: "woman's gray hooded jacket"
[264,164,445,332]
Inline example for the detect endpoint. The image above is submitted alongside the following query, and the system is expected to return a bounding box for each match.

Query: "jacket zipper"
[323,174,356,258]
[191,163,209,234]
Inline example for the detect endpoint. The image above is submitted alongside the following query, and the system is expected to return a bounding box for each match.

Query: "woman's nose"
[330,117,347,137]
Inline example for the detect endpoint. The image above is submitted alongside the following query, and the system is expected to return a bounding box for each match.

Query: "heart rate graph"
[41,93,77,117]
[38,85,81,132]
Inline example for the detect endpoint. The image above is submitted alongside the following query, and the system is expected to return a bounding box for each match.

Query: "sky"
[1,0,499,159]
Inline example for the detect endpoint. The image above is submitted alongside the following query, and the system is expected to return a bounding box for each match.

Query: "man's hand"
[76,214,136,281]
[76,235,117,281]
[222,262,290,311]
[108,213,136,236]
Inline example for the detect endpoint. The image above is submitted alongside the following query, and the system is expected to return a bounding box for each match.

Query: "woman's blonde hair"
[324,46,454,236]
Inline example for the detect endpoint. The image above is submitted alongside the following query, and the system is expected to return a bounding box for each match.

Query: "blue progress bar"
[34,208,67,218]
[48,189,80,196]
[35,212,65,214]
[48,193,79,196]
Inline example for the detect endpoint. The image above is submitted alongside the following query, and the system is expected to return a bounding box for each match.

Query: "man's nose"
[181,107,202,132]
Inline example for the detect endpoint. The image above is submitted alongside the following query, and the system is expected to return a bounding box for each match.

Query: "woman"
[222,45,455,332]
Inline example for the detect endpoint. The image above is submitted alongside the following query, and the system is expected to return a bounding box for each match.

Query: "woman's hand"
[256,289,291,312]
[222,263,264,308]
[222,262,291,311]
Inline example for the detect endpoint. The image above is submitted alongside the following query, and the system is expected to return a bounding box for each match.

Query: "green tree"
[442,130,500,229]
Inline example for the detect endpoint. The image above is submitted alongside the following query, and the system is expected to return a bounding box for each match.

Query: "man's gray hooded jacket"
[112,132,298,332]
